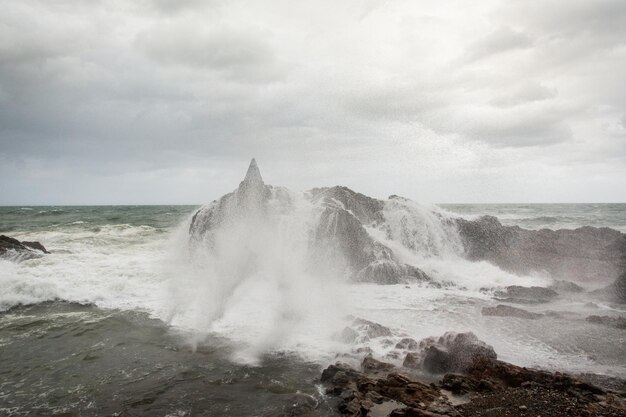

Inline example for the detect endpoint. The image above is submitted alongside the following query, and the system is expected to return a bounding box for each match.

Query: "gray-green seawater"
[0,204,624,416]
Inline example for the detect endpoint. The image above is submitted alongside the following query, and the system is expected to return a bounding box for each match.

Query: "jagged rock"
[482,305,543,320]
[419,332,497,374]
[494,285,558,304]
[352,318,393,340]
[586,315,626,330]
[592,272,626,304]
[356,261,430,284]
[0,235,49,260]
[456,216,626,283]
[310,186,384,225]
[403,352,421,369]
[396,338,419,351]
[549,280,584,293]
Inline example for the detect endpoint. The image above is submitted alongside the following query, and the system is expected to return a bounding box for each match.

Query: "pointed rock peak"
[243,158,263,184]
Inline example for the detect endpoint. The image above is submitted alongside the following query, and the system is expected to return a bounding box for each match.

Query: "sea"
[0,203,625,416]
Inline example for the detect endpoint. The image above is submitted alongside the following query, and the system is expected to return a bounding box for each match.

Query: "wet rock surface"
[585,315,626,330]
[456,215,626,284]
[481,305,543,320]
[322,356,626,417]
[493,285,558,304]
[0,234,49,260]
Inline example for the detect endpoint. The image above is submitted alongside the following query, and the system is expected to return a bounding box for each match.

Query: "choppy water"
[0,203,625,416]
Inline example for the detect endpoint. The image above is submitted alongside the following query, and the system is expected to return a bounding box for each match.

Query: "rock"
[356,260,431,285]
[321,360,451,417]
[549,280,584,293]
[396,338,419,351]
[585,315,626,330]
[352,318,393,340]
[494,286,558,304]
[362,356,396,374]
[403,352,421,369]
[456,216,626,283]
[420,332,497,374]
[0,235,49,260]
[592,272,626,304]
[482,305,543,320]
[422,346,452,374]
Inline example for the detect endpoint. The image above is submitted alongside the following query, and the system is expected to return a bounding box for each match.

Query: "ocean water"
[0,203,625,416]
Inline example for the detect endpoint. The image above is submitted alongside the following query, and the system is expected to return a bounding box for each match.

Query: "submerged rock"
[494,285,558,304]
[585,315,626,330]
[0,235,49,260]
[482,305,543,320]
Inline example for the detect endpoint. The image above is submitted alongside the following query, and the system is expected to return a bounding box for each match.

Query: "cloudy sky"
[1,0,625,204]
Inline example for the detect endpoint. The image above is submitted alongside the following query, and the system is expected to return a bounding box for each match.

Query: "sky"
[1,0,625,204]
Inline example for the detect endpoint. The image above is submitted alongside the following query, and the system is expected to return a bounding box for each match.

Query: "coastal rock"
[418,332,497,374]
[456,216,626,283]
[592,272,626,304]
[549,280,584,293]
[481,305,543,320]
[322,355,625,417]
[0,235,49,260]
[494,285,558,304]
[585,315,626,330]
[355,261,430,285]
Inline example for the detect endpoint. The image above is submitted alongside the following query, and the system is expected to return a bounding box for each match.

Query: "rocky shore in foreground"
[321,334,626,417]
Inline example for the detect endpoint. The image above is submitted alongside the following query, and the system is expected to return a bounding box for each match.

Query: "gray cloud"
[0,0,625,204]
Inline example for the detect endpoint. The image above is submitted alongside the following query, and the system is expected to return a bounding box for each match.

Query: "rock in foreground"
[0,235,49,260]
[321,356,626,417]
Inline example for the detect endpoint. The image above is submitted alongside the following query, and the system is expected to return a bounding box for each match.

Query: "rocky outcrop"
[0,235,49,260]
[456,216,626,284]
[418,332,497,374]
[188,159,431,285]
[493,285,558,304]
[322,351,626,417]
[592,272,626,304]
[585,315,626,330]
[482,305,543,320]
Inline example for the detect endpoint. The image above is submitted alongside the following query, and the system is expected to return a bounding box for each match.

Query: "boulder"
[585,315,626,330]
[482,305,543,320]
[494,285,558,304]
[549,280,584,293]
[419,332,497,374]
[0,235,49,260]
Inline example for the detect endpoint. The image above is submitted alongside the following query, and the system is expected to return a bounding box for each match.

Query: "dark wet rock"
[396,338,419,351]
[481,305,543,320]
[422,346,452,374]
[321,359,453,417]
[356,261,431,285]
[592,272,626,304]
[494,285,558,304]
[362,356,396,374]
[322,355,626,417]
[585,315,626,330]
[419,332,497,374]
[0,234,49,260]
[456,215,626,283]
[352,318,393,340]
[402,352,421,369]
[549,280,584,293]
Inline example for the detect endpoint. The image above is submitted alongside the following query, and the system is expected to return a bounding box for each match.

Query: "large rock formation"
[188,159,431,284]
[189,159,626,289]
[456,215,626,284]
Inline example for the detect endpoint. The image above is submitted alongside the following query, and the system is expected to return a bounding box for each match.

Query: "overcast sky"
[1,0,625,204]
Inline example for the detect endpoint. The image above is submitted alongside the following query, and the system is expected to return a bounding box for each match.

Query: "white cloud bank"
[1,0,625,204]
